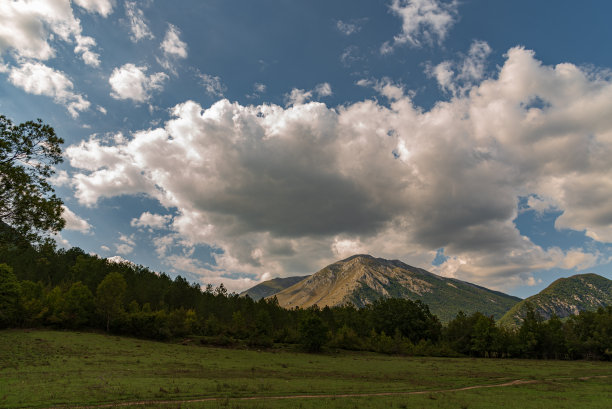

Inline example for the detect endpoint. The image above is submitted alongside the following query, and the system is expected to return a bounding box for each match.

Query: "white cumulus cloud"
[9,62,90,117]
[61,205,92,233]
[382,0,458,53]
[285,83,333,106]
[125,1,153,42]
[107,255,135,265]
[340,46,363,67]
[198,73,226,97]
[254,83,266,93]
[0,0,104,65]
[115,233,135,255]
[158,24,187,72]
[131,211,172,230]
[315,82,333,97]
[109,63,168,102]
[74,0,115,17]
[357,77,405,101]
[161,24,187,59]
[427,40,492,96]
[336,20,363,36]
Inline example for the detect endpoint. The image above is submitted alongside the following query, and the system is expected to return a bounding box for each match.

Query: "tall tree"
[470,313,498,357]
[62,281,95,329]
[0,115,64,243]
[96,272,127,332]
[0,263,21,328]
[299,313,328,352]
[518,303,544,358]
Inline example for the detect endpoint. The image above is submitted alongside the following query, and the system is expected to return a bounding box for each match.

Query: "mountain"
[270,254,521,322]
[498,273,612,326]
[240,275,309,301]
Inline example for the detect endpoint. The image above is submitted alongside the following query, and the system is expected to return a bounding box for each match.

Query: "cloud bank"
[66,47,612,291]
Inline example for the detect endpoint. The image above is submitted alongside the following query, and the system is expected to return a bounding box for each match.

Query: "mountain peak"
[340,254,376,262]
[271,255,519,322]
[339,254,421,271]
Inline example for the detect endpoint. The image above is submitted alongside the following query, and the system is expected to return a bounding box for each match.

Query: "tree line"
[1,236,610,360]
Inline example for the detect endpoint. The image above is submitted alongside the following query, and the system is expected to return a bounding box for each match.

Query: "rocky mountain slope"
[240,275,308,301]
[269,254,521,322]
[498,273,612,326]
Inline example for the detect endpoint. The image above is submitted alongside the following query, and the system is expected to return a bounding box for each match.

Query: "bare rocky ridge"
[268,254,520,322]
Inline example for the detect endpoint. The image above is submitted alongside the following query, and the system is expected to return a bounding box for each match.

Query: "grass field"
[0,329,610,408]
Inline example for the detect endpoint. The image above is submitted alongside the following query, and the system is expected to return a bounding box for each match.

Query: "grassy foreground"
[0,330,610,409]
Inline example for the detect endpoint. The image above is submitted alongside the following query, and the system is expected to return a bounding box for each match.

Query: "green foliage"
[248,309,274,347]
[299,313,328,352]
[444,311,473,355]
[0,115,64,243]
[0,263,21,327]
[19,280,44,325]
[329,324,364,350]
[62,282,95,328]
[470,314,499,357]
[96,271,127,332]
[565,306,612,359]
[32,282,94,328]
[518,303,544,358]
[368,298,442,343]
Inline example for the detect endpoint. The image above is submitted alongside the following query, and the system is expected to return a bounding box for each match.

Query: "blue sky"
[2,0,612,298]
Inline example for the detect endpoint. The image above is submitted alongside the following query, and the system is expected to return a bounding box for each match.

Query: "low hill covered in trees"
[499,273,612,327]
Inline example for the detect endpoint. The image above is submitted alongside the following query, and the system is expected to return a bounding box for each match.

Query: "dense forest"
[1,231,611,360]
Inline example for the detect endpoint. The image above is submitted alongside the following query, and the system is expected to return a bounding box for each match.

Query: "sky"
[1,0,612,298]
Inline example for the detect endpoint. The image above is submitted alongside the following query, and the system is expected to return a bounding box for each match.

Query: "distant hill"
[270,254,521,322]
[240,275,309,301]
[498,273,612,326]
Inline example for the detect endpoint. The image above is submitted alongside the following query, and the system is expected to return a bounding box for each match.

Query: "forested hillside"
[1,224,611,360]
[499,274,612,326]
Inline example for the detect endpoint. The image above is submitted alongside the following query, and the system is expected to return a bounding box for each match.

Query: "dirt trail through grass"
[45,375,610,409]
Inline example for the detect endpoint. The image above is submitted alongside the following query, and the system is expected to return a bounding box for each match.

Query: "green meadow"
[1,329,610,409]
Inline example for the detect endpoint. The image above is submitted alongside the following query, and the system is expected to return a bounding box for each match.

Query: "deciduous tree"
[96,272,127,332]
[0,115,64,243]
[0,263,21,327]
[299,313,328,352]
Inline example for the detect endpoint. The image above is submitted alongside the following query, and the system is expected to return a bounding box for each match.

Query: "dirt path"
[46,376,610,409]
